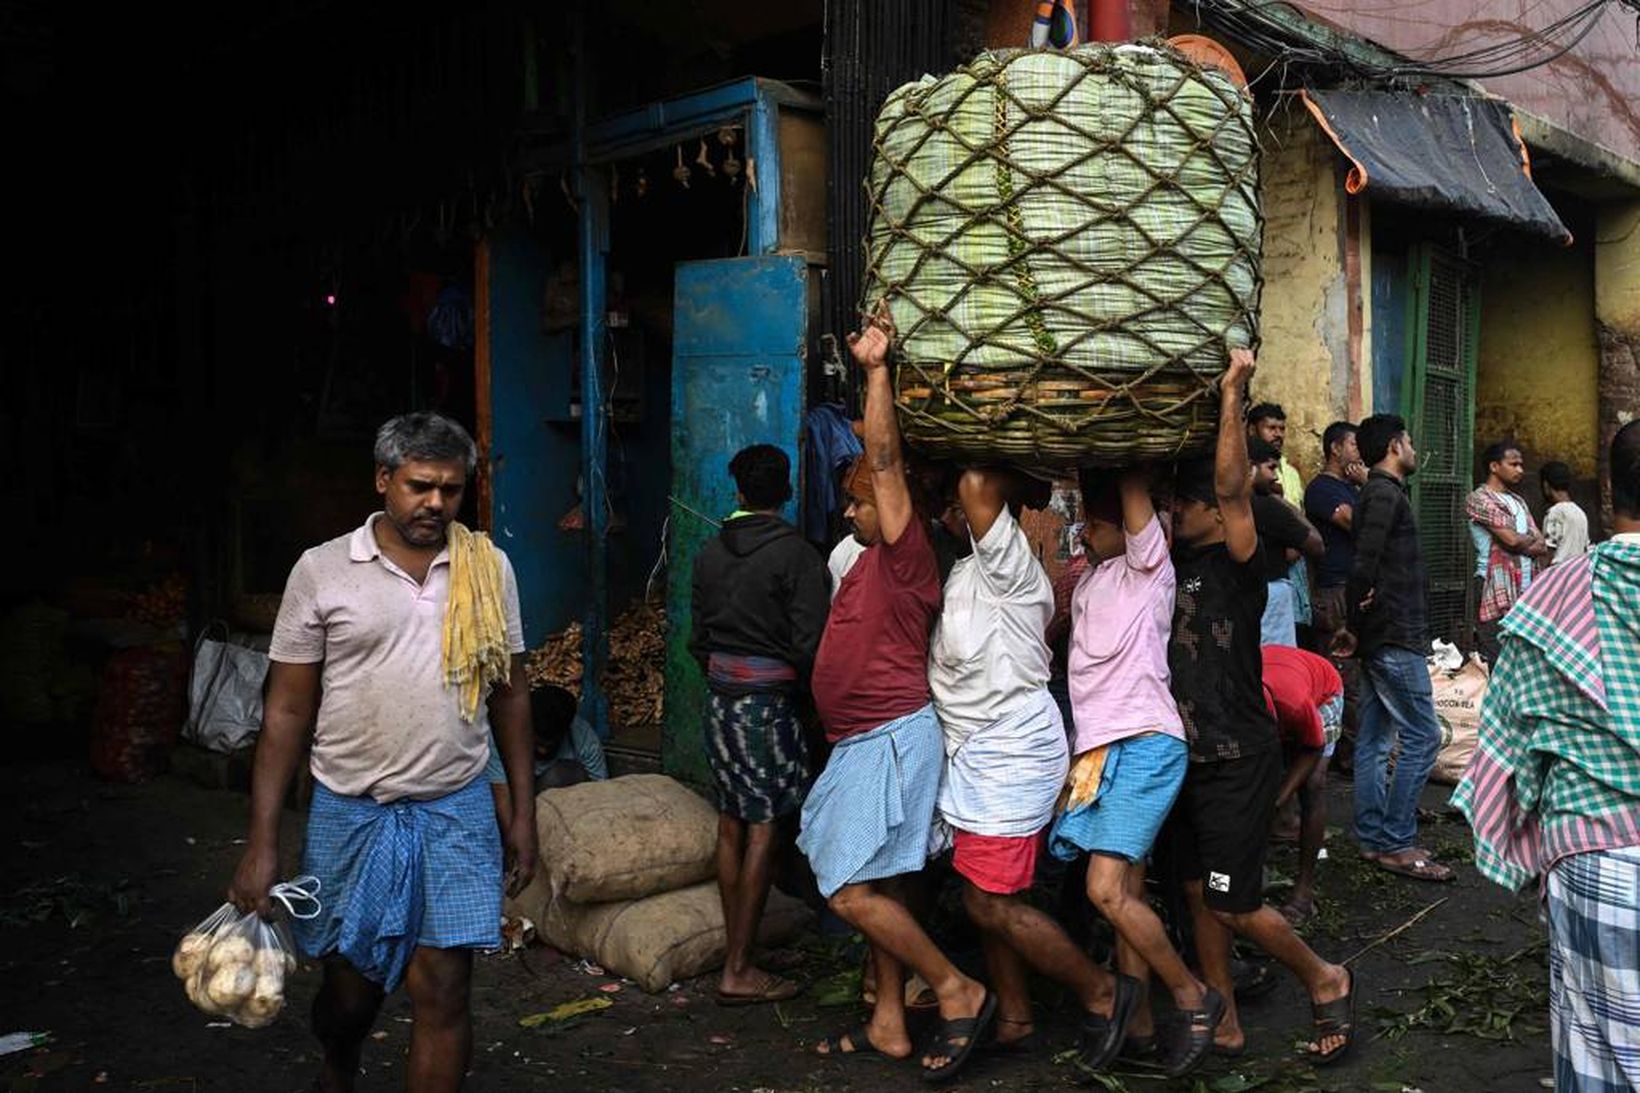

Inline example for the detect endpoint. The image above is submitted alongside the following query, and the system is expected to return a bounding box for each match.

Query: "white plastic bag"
[174,876,320,1028]
[184,623,270,754]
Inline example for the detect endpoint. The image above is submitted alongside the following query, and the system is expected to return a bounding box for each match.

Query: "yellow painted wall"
[1596,199,1640,331]
[1253,113,1350,479]
[1474,237,1600,478]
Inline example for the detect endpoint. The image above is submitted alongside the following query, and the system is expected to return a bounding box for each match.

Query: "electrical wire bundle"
[1186,0,1639,87]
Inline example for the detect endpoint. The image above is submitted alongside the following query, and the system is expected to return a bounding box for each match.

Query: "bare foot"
[994,1016,1035,1047]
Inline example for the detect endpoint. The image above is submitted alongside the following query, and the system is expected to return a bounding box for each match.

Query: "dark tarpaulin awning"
[1301,89,1572,246]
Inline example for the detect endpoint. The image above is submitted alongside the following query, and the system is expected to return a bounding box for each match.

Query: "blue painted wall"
[486,231,584,645]
[1371,246,1408,417]
[663,256,808,786]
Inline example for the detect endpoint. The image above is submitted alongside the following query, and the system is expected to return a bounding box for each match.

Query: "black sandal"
[816,1024,893,1061]
[1307,969,1357,1066]
[921,990,997,1084]
[1165,987,1226,1078]
[1073,973,1141,1079]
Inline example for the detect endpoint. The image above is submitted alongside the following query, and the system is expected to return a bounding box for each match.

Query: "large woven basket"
[863,43,1262,467]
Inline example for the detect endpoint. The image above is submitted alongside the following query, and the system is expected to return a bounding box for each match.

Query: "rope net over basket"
[862,43,1263,467]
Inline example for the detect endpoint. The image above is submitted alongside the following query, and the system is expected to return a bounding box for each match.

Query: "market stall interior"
[495,76,826,776]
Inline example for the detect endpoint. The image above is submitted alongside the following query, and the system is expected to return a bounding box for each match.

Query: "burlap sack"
[510,774,718,909]
[1430,654,1488,785]
[541,881,812,992]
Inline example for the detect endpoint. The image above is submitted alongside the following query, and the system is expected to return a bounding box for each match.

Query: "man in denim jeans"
[1343,415,1455,883]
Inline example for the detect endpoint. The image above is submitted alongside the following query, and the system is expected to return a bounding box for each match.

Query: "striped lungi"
[705,689,808,824]
[1547,845,1640,1093]
[797,704,943,899]
[293,775,502,992]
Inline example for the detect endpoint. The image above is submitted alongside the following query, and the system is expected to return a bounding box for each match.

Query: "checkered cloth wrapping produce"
[863,43,1262,466]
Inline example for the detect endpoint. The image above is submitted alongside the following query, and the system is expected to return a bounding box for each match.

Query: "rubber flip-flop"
[1165,986,1226,1079]
[1073,973,1142,1079]
[921,990,998,1084]
[1377,855,1455,883]
[716,972,801,1007]
[816,1024,894,1060]
[1307,969,1358,1067]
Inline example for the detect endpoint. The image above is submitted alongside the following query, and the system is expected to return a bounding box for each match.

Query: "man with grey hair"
[229,411,536,1093]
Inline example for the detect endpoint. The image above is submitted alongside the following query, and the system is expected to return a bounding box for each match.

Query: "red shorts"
[952,829,1044,895]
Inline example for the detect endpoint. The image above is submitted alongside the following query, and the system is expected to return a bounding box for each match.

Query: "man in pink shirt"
[1049,467,1222,1078]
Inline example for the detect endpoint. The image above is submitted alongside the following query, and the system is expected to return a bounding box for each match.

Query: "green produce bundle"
[863,43,1262,466]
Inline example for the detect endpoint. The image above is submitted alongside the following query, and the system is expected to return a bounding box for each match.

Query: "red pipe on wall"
[1089,0,1132,42]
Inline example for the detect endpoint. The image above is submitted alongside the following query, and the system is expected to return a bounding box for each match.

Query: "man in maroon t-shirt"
[798,304,994,1080]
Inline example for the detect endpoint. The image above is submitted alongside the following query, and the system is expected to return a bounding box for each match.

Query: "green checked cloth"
[862,43,1262,467]
[1453,539,1640,893]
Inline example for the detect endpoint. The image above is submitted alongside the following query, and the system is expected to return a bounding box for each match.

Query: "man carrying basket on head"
[799,304,994,1082]
[926,460,1136,1078]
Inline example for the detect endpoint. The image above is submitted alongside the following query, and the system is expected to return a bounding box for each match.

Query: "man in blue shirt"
[1304,422,1367,725]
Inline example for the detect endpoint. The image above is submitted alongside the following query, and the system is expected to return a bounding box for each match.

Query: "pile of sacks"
[506,774,811,992]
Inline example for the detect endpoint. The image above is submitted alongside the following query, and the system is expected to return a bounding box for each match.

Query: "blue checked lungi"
[936,688,1068,841]
[293,776,502,991]
[1049,732,1187,864]
[797,704,943,899]
[1547,845,1640,1093]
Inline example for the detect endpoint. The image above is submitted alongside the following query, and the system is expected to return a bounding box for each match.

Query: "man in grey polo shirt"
[228,413,536,1093]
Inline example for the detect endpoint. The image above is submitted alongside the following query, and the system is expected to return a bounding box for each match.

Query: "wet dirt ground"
[0,760,1553,1093]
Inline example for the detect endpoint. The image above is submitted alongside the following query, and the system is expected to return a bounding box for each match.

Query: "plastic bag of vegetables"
[173,876,320,1028]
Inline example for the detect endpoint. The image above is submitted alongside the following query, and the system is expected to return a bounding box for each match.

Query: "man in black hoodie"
[690,443,830,1005]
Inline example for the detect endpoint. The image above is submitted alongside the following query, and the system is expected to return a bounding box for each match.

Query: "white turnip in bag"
[172,876,320,1028]
[172,902,237,980]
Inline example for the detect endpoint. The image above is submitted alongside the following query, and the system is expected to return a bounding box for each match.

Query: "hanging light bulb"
[719,127,741,182]
[695,138,715,178]
[672,145,690,189]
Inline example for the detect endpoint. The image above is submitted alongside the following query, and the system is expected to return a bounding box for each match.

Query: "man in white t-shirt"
[1539,461,1590,566]
[227,413,536,1093]
[827,534,866,599]
[927,469,1131,1077]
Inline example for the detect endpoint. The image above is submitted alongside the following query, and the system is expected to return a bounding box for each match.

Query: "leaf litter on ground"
[1374,940,1548,1043]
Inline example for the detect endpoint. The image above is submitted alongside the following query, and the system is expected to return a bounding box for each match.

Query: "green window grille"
[1405,243,1480,647]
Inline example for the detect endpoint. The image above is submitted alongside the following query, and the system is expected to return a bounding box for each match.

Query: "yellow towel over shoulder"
[442,522,511,723]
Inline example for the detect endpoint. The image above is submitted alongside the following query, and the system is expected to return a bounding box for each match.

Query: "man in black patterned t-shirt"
[1161,348,1357,1067]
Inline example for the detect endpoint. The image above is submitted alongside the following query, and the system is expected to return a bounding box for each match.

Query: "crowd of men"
[219,307,1635,1091]
[691,312,1368,1082]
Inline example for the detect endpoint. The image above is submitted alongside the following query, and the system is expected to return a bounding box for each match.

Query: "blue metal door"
[663,255,809,786]
[483,231,583,645]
